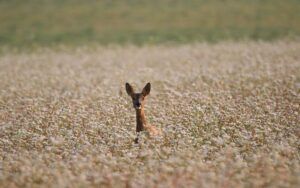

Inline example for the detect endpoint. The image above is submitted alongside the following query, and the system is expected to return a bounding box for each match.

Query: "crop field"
[0,41,299,187]
[1,0,300,47]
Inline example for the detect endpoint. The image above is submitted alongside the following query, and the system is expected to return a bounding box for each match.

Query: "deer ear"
[126,83,134,96]
[142,82,151,96]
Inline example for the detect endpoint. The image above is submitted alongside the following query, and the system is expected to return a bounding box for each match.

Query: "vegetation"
[0,41,299,187]
[0,0,300,47]
[1,1,299,186]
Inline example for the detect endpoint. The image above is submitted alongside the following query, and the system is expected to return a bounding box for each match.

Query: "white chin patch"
[135,106,141,109]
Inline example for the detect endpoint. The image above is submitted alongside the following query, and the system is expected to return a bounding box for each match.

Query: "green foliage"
[0,0,300,47]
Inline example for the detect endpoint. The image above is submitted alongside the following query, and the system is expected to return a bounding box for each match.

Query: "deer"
[125,82,162,143]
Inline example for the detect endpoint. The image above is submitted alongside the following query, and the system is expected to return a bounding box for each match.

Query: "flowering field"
[0,41,299,187]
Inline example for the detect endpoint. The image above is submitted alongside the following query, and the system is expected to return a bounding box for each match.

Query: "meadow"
[0,41,299,187]
[0,0,300,47]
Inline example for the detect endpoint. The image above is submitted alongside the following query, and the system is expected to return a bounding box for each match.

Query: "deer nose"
[136,103,141,107]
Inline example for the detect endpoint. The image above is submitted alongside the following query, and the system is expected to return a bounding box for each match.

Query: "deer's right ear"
[125,83,134,96]
[142,82,151,96]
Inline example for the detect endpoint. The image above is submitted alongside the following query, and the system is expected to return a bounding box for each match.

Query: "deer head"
[125,82,151,110]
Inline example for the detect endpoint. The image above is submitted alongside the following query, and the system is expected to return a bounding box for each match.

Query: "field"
[0,41,299,187]
[1,0,299,187]
[1,0,300,47]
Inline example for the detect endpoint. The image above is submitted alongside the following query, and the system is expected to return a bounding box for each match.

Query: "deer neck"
[136,108,147,132]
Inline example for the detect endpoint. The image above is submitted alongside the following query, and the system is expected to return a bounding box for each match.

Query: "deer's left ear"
[126,83,134,96]
[142,82,151,96]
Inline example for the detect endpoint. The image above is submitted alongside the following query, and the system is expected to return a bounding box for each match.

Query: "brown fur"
[136,108,161,136]
[126,83,161,143]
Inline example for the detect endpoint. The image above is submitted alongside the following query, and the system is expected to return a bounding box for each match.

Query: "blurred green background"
[0,0,299,47]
